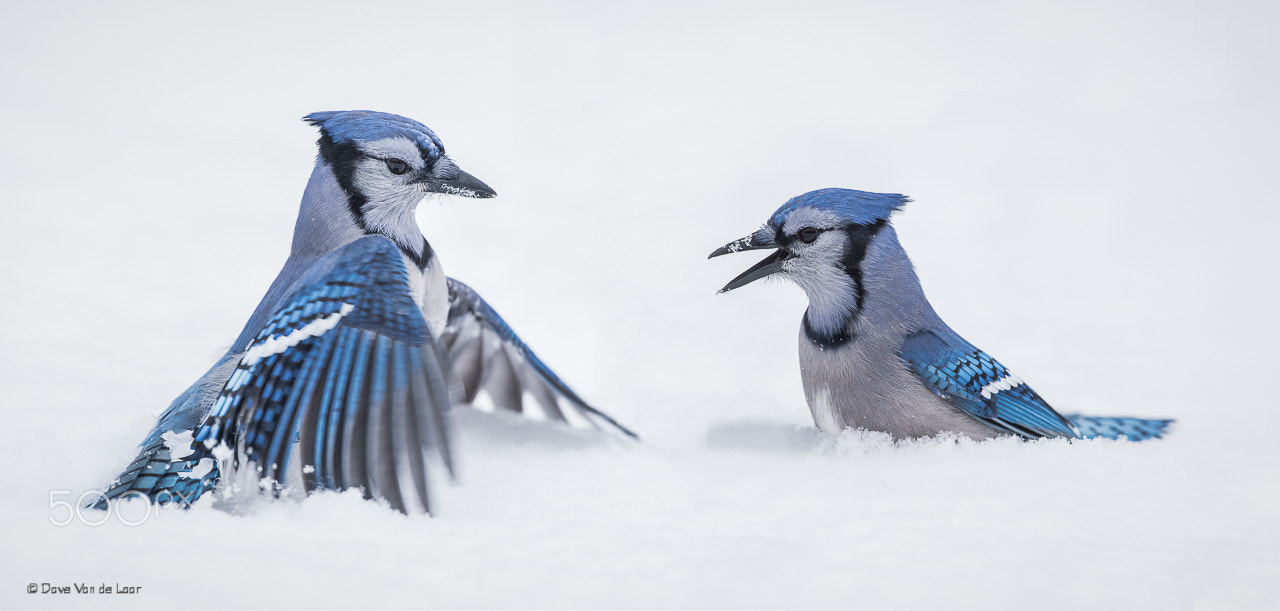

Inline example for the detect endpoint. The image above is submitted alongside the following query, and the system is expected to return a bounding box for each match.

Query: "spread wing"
[899,329,1078,439]
[441,278,637,439]
[193,236,453,513]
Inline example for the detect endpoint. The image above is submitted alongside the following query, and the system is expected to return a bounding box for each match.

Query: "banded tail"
[1067,415,1173,441]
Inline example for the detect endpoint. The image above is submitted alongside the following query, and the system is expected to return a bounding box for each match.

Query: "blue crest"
[769,188,910,228]
[303,110,445,160]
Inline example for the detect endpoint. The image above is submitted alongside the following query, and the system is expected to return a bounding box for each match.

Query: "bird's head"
[305,110,494,214]
[709,188,909,333]
[301,110,495,260]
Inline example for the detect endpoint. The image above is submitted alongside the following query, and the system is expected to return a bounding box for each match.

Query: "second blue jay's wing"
[899,330,1078,439]
[193,236,452,514]
[441,278,638,440]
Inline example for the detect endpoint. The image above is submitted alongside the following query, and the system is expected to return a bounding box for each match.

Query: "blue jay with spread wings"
[92,111,634,514]
[710,188,1171,441]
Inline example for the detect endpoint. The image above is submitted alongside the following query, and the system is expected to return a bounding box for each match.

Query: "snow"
[2,1,1278,609]
[159,430,195,461]
[184,458,215,482]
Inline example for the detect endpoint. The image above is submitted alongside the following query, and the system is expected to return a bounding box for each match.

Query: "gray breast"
[797,328,995,439]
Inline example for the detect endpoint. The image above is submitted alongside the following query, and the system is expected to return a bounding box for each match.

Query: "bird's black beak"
[709,229,787,293]
[422,167,497,199]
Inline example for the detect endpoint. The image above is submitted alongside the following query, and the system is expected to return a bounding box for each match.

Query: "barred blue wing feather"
[193,235,453,513]
[899,330,1078,439]
[441,278,638,439]
[90,433,220,509]
[89,360,235,509]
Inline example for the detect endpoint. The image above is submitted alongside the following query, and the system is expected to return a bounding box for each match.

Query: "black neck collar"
[802,219,889,349]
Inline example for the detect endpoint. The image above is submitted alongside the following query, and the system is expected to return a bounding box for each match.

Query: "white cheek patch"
[242,304,355,366]
[353,158,408,197]
[784,232,859,328]
[980,374,1025,399]
[787,260,858,318]
[353,155,431,260]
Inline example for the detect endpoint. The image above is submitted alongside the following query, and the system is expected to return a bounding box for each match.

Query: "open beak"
[709,228,787,293]
[421,166,497,199]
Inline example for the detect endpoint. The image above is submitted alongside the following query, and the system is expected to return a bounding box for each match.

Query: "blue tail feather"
[1068,415,1174,441]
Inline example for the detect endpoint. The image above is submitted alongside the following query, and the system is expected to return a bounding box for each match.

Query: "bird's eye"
[797,227,820,244]
[385,158,410,175]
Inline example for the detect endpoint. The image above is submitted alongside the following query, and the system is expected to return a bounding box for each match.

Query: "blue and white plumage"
[710,188,1172,441]
[92,111,634,514]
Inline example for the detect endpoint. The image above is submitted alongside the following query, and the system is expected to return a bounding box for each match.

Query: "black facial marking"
[838,219,888,312]
[316,131,368,229]
[404,238,435,271]
[803,309,853,349]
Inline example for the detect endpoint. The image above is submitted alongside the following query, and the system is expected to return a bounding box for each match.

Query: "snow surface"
[2,2,1278,609]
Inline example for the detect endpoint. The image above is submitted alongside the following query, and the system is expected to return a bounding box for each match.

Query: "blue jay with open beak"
[92,111,634,514]
[711,188,1171,441]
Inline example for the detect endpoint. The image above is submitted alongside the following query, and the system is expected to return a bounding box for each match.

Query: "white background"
[1,1,1277,609]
